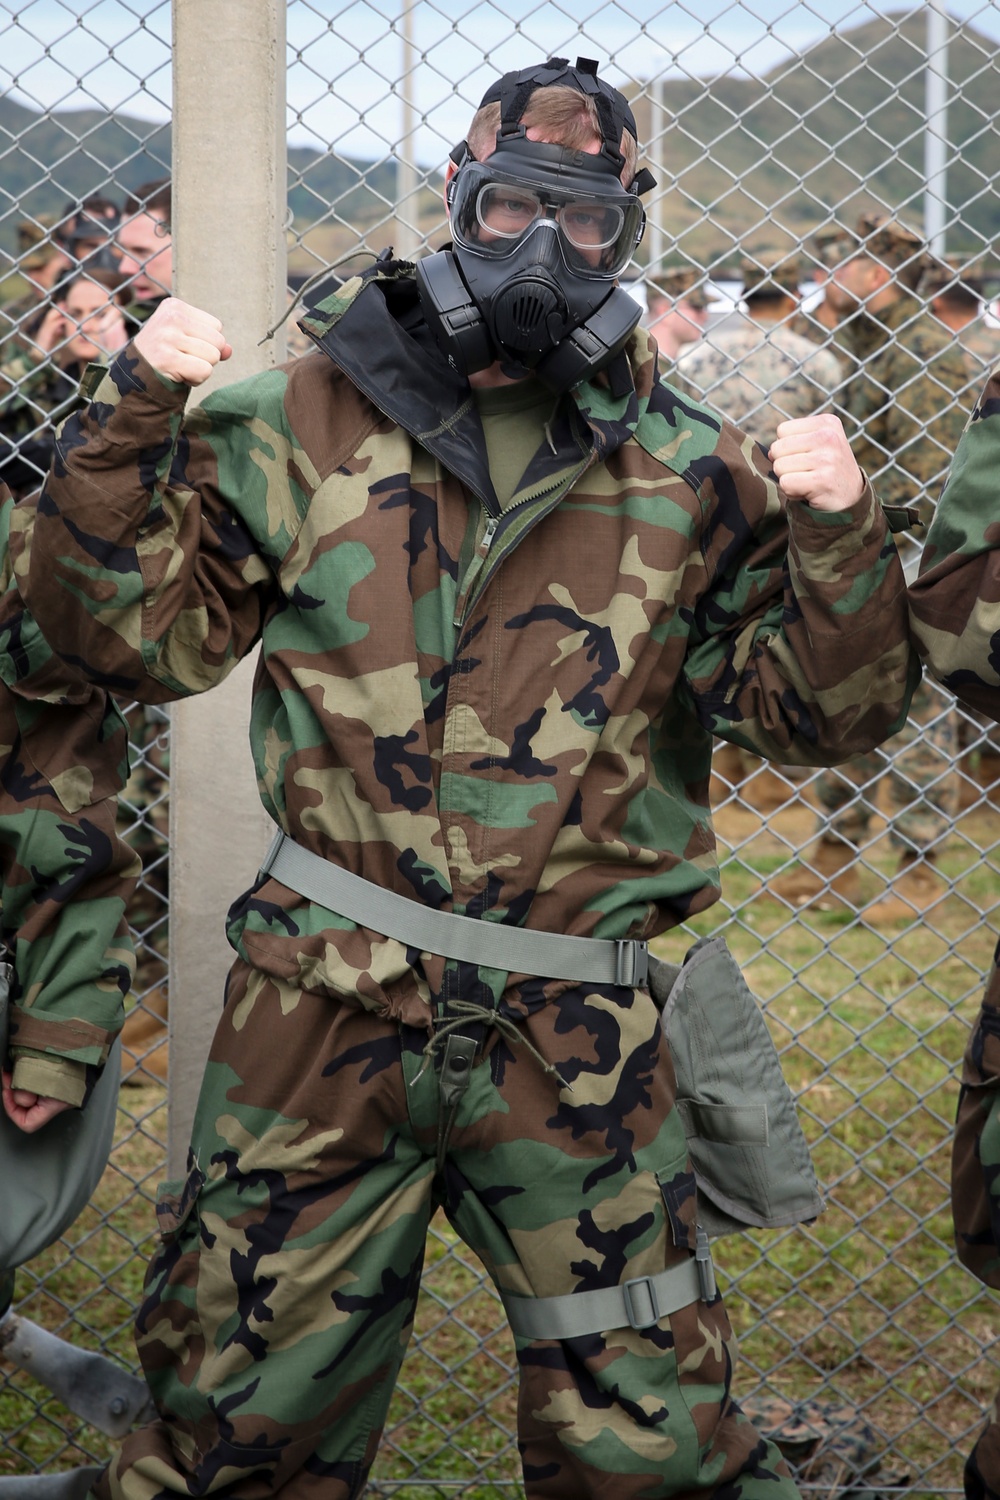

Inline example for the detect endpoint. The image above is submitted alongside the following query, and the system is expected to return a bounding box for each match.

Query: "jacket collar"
[298,256,650,502]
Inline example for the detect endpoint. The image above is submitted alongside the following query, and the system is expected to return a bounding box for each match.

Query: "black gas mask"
[416,57,656,392]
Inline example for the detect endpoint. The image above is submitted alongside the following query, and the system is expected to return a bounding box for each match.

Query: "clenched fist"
[768,413,865,513]
[133,297,232,386]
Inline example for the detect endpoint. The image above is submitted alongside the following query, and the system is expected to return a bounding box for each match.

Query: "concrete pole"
[168,0,287,1175]
[924,0,949,258]
[645,72,668,280]
[395,0,419,258]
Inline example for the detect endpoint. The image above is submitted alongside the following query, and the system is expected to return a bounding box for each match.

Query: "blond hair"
[466,87,638,185]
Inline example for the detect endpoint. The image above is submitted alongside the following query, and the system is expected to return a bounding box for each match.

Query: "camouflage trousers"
[967,1391,1000,1500]
[952,963,1000,1500]
[97,958,800,1500]
[812,677,957,852]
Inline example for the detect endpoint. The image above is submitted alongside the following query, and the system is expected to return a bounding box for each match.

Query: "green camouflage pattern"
[908,366,1000,1499]
[673,317,845,446]
[840,290,969,524]
[18,262,917,1031]
[15,260,917,1495]
[0,331,81,499]
[0,486,137,1106]
[100,958,800,1500]
[909,366,1000,1282]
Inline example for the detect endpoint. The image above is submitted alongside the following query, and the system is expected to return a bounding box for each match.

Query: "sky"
[2,0,999,167]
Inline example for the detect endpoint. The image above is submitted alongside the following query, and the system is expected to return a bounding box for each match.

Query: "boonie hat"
[651,266,720,309]
[740,249,802,297]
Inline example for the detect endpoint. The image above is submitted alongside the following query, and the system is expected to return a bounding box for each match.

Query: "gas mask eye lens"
[476,185,542,239]
[558,203,624,251]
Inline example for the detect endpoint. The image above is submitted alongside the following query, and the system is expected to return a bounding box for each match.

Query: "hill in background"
[629,9,1000,268]
[2,9,997,274]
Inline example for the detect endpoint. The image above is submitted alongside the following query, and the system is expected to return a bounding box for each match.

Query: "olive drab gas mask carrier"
[415,57,657,391]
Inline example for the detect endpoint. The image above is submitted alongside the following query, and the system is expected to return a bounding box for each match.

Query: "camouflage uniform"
[0,347,80,499]
[785,223,970,890]
[674,253,845,802]
[0,487,137,1108]
[673,253,843,449]
[908,366,1000,1499]
[17,258,917,1500]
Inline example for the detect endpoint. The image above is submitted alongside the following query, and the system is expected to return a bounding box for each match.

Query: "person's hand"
[32,303,68,355]
[91,302,129,357]
[133,297,232,386]
[1,1069,73,1133]
[768,414,865,513]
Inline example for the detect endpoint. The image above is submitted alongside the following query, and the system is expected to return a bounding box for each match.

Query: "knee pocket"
[155,1165,205,1244]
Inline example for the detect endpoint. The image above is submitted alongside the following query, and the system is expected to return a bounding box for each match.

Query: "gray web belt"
[260,829,649,987]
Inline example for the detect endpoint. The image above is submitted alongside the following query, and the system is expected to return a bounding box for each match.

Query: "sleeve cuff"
[10,1051,88,1107]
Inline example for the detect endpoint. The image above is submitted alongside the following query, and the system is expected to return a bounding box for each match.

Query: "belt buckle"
[615,940,649,988]
[622,1275,659,1330]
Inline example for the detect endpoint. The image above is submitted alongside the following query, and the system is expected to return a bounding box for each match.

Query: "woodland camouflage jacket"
[0,489,136,1106]
[909,365,1000,1284]
[17,260,917,1028]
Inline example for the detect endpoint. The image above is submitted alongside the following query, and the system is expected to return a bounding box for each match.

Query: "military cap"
[920,253,983,301]
[649,267,719,310]
[740,250,802,297]
[811,223,858,268]
[855,211,925,268]
[16,214,59,272]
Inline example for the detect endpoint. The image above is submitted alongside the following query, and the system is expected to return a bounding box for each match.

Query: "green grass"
[3,797,999,1497]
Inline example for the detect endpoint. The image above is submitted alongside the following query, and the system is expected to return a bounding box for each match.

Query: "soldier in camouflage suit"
[790,226,861,382]
[771,216,969,922]
[18,58,917,1500]
[674,250,844,812]
[0,480,137,1131]
[674,251,844,446]
[921,258,1000,808]
[646,265,719,363]
[908,365,1000,1500]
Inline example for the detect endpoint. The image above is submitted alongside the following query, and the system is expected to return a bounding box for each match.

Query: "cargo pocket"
[654,1150,737,1492]
[656,1154,699,1254]
[155,1165,205,1244]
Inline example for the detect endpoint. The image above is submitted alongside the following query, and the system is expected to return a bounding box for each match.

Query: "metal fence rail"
[3,0,1000,1493]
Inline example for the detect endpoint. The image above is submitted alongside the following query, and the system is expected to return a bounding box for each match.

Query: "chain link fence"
[3,0,1000,1492]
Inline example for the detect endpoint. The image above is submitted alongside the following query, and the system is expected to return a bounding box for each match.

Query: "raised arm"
[16,298,274,703]
[682,413,918,761]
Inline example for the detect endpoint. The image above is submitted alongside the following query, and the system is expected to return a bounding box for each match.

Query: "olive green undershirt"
[472,377,559,511]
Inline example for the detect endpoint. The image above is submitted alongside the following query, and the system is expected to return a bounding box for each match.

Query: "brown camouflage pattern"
[673,317,844,447]
[0,485,137,1105]
[16,263,917,1032]
[98,960,800,1500]
[909,365,1000,1497]
[13,259,920,1496]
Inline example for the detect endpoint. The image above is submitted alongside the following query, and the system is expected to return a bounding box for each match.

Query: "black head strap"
[479,56,635,174]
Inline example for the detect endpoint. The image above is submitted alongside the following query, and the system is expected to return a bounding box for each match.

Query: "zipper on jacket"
[453,514,500,627]
[452,453,593,629]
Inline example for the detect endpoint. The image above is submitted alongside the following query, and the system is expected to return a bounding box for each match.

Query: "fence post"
[167,0,287,1175]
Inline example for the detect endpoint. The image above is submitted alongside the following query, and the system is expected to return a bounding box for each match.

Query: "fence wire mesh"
[2,0,1000,1493]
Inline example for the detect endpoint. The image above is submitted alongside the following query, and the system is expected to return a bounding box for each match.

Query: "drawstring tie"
[411,1000,573,1094]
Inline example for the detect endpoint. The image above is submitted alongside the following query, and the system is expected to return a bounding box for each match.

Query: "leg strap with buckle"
[501,1249,711,1341]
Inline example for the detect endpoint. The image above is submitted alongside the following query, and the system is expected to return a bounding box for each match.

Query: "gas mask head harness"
[415,57,656,392]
